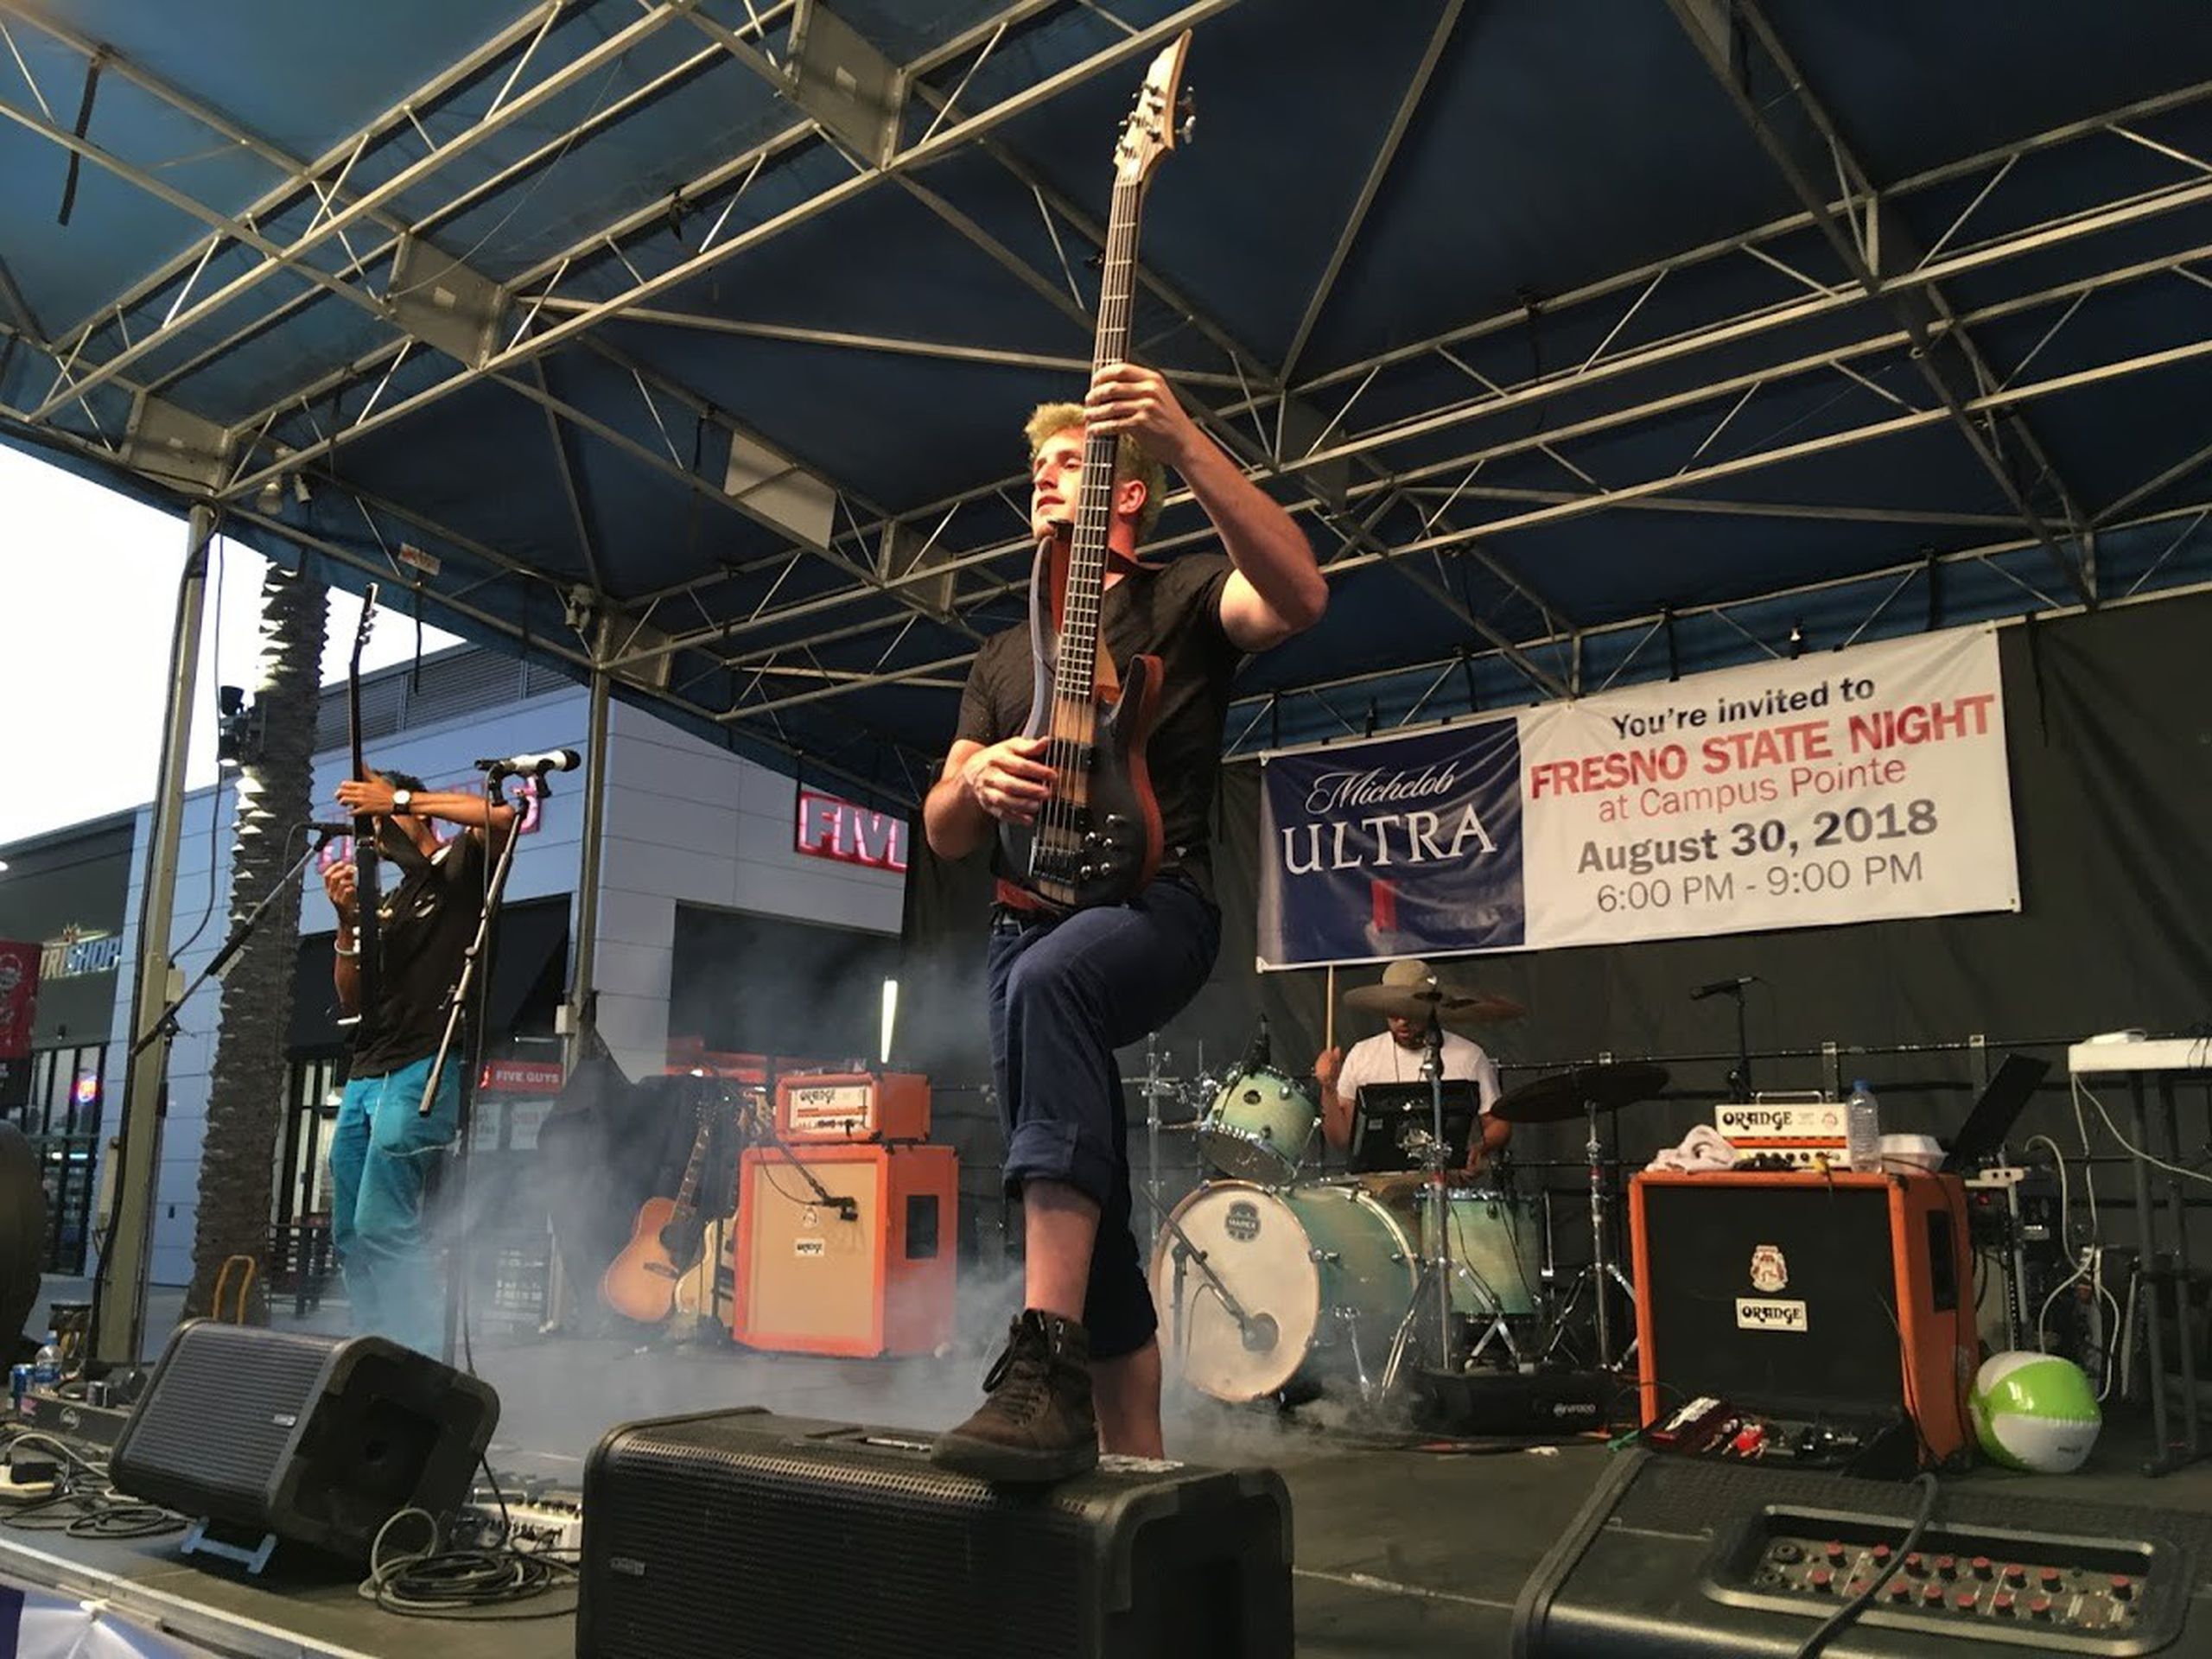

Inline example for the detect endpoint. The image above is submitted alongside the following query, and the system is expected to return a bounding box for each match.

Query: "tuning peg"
[1178,90,1198,144]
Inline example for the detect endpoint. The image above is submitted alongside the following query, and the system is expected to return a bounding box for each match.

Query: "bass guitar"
[601,1104,717,1325]
[344,587,381,1039]
[997,34,1192,912]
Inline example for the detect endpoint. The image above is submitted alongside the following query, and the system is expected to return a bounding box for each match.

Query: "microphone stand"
[1719,982,1752,1103]
[421,770,526,1368]
[92,825,343,1350]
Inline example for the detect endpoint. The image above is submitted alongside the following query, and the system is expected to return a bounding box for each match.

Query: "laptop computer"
[1939,1053,2051,1173]
[1347,1082,1482,1174]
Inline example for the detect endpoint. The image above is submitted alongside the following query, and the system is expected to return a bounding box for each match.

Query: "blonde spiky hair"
[1024,401,1166,539]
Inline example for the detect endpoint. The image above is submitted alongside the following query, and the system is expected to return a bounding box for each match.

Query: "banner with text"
[1259,626,2018,967]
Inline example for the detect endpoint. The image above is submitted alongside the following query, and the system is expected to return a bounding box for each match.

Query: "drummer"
[1315,958,1510,1177]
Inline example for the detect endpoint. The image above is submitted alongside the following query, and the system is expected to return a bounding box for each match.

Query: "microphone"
[303,823,355,836]
[476,749,581,779]
[1689,976,1755,1001]
[1239,1013,1271,1075]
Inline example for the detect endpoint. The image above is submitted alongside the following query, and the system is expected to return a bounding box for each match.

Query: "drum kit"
[1143,968,1669,1417]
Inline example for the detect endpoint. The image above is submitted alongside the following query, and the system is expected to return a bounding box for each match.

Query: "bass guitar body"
[600,1198,705,1325]
[997,535,1166,912]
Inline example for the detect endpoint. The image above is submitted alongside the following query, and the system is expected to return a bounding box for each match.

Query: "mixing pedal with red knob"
[1738,1518,2152,1637]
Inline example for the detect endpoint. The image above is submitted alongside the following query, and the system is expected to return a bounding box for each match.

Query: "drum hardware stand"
[1332,1304,1377,1403]
[1535,1092,1638,1370]
[1141,1033,1169,1219]
[1142,1185,1268,1365]
[1379,1009,1515,1393]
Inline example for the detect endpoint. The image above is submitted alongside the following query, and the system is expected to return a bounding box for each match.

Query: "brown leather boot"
[931,1309,1098,1484]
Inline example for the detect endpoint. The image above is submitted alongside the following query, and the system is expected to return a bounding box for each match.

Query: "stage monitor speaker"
[109,1320,499,1571]
[1630,1170,1974,1465]
[578,1408,1294,1659]
[1513,1447,2209,1656]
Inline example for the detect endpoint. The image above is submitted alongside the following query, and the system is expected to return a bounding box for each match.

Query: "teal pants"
[328,1054,458,1356]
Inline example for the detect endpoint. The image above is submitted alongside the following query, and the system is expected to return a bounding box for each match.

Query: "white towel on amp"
[1644,1123,1740,1173]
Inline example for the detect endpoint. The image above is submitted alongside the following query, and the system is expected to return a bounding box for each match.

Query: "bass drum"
[1377,1185,1545,1317]
[1151,1180,1415,1403]
[1195,1066,1319,1185]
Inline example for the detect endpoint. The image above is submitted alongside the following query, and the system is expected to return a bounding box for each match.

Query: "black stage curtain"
[897,591,2212,1188]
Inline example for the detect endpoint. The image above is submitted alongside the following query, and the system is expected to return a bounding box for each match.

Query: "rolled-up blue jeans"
[327,1053,458,1356]
[986,874,1221,1360]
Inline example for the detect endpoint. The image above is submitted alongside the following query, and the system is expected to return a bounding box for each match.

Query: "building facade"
[1,645,906,1288]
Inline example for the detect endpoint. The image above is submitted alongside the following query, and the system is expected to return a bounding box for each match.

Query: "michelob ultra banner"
[1258,625,2018,968]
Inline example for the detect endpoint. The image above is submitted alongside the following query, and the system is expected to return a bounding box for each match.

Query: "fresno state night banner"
[1258,625,2018,969]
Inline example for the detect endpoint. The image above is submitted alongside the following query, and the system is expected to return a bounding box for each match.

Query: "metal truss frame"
[1215,496,2212,758]
[1663,0,2093,602]
[3,0,2211,798]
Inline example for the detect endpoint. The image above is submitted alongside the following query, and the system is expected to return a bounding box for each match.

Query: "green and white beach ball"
[1972,1351,2101,1474]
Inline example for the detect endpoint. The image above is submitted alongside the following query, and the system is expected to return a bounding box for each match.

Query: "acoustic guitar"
[601,1107,717,1324]
[996,34,1192,912]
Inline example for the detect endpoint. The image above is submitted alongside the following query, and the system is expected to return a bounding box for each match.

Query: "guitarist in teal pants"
[322,768,516,1356]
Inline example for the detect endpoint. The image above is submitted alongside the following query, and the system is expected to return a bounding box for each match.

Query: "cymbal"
[1492,1061,1669,1123]
[1341,982,1526,1026]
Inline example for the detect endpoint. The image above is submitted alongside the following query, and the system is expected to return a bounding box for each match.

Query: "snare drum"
[1152,1179,1415,1402]
[1380,1185,1543,1317]
[1196,1065,1319,1184]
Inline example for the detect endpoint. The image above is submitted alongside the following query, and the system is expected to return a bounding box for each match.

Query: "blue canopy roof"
[4,0,2209,804]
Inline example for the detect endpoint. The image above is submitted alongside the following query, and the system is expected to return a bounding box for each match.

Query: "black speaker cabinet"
[109,1320,499,1570]
[578,1408,1294,1659]
[1514,1448,2209,1656]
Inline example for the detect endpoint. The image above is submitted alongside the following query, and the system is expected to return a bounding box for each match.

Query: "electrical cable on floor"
[0,1427,185,1541]
[1790,1471,1941,1659]
[354,1459,578,1620]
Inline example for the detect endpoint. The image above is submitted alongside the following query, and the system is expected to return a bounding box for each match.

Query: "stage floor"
[8,1330,2212,1656]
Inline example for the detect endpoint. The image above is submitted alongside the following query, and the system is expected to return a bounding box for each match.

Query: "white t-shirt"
[1336,1030,1501,1115]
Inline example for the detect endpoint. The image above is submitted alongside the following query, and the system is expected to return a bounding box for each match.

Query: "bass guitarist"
[925,365,1325,1482]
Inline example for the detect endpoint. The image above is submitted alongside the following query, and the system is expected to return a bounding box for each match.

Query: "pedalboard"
[461,1485,584,1555]
[14,1389,131,1449]
[1721,1510,2162,1644]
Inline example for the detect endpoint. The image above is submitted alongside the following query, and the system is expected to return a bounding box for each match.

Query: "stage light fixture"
[216,683,257,772]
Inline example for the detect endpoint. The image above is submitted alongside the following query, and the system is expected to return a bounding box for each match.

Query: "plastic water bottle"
[1846,1079,1882,1171]
[29,1332,61,1392]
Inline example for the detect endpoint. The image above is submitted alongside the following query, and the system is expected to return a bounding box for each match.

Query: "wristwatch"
[391,788,413,816]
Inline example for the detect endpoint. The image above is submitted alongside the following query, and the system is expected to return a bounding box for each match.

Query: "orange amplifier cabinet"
[1630,1169,1974,1465]
[774,1071,931,1142]
[731,1143,957,1357]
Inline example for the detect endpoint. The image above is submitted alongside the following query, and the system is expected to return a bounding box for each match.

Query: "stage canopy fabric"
[3,0,2209,805]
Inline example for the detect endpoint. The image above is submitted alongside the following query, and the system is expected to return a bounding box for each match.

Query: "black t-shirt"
[954,551,1241,899]
[348,830,487,1079]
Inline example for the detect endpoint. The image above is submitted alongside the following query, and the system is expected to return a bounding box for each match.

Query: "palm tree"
[184,557,327,1321]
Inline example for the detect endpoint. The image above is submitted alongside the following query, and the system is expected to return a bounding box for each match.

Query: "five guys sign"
[794,789,909,872]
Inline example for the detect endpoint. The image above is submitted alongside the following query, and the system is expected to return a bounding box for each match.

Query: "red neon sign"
[795,789,909,872]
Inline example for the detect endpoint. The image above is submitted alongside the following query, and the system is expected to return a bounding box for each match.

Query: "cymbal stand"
[1141,1033,1168,1218]
[1380,1009,1514,1392]
[1536,1095,1638,1369]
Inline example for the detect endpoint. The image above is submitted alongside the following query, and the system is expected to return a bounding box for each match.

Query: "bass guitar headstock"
[350,582,379,674]
[1114,30,1192,188]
